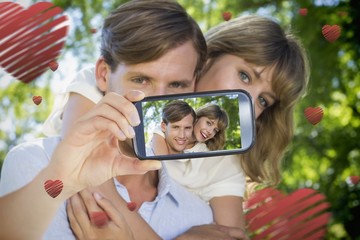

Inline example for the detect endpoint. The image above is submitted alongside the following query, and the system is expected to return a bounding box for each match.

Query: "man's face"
[103,40,198,96]
[161,114,194,154]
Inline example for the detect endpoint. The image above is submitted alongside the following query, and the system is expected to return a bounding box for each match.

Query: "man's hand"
[67,190,134,240]
[47,91,161,195]
[175,224,249,240]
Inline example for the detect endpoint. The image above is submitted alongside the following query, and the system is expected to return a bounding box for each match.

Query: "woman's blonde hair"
[203,15,310,185]
[195,104,229,151]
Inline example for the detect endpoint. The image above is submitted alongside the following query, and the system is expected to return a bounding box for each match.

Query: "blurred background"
[0,0,359,239]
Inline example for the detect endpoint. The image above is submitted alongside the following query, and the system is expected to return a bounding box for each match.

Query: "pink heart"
[245,188,331,240]
[304,106,324,125]
[322,25,341,43]
[44,179,63,198]
[0,2,69,83]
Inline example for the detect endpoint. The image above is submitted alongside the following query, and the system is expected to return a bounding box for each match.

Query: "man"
[150,100,196,155]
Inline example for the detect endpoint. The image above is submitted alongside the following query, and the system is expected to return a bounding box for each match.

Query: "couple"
[149,100,229,156]
[0,0,309,239]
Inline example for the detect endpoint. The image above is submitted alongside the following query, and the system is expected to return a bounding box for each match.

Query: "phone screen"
[133,90,255,160]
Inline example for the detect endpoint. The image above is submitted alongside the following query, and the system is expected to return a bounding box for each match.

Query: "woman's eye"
[239,71,250,83]
[259,96,268,108]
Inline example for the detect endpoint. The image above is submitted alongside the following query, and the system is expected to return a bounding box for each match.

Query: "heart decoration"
[90,211,110,227]
[348,176,360,185]
[304,107,324,125]
[32,95,42,105]
[48,61,59,72]
[127,201,137,211]
[0,2,69,83]
[44,179,63,198]
[299,8,308,16]
[222,12,232,21]
[322,25,341,43]
[244,188,331,240]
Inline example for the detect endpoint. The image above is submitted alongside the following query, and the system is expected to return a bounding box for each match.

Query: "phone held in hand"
[133,89,255,160]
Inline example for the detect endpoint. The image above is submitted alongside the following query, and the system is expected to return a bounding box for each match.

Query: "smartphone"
[132,89,255,160]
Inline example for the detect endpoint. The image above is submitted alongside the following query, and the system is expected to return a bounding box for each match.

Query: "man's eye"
[131,77,148,84]
[239,71,250,83]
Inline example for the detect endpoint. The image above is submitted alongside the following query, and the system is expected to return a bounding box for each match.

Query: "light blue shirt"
[0,137,213,240]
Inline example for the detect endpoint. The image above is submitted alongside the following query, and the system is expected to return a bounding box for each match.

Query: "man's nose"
[179,129,186,138]
[152,86,166,96]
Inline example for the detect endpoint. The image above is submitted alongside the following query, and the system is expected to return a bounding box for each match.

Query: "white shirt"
[0,137,213,240]
[42,67,246,201]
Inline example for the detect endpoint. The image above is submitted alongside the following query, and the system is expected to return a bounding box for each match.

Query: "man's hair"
[101,0,207,81]
[162,100,196,125]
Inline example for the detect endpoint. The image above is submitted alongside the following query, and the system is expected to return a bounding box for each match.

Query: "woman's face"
[196,54,277,119]
[193,116,219,142]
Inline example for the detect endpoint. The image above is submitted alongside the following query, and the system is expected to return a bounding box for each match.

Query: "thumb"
[124,90,145,102]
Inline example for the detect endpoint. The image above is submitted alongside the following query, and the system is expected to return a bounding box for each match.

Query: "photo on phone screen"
[133,90,255,160]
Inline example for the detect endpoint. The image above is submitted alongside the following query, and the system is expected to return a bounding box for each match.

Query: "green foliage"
[0,0,359,238]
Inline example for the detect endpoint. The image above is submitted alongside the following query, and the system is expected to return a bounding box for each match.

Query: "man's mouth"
[176,139,187,145]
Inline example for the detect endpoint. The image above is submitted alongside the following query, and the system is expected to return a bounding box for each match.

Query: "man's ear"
[95,57,110,92]
[161,122,167,132]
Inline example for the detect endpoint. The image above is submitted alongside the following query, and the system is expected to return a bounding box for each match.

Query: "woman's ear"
[95,57,110,92]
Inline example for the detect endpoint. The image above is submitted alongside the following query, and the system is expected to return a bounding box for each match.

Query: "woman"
[48,14,309,238]
[151,103,229,155]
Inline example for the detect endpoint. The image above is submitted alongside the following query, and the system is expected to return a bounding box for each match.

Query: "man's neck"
[115,170,159,205]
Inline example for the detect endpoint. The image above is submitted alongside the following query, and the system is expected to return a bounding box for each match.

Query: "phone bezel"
[132,89,255,160]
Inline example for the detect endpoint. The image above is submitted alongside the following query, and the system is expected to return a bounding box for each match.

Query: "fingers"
[67,194,88,238]
[113,152,162,176]
[92,192,126,226]
[218,225,249,240]
[79,189,109,227]
[73,91,144,142]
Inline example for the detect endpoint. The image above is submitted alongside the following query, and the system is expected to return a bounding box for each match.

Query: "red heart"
[348,176,360,185]
[304,106,324,125]
[48,61,58,72]
[90,211,109,227]
[299,8,308,16]
[32,95,42,105]
[222,12,232,21]
[244,188,331,240]
[0,2,68,83]
[322,25,341,43]
[44,179,63,198]
[127,201,137,211]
